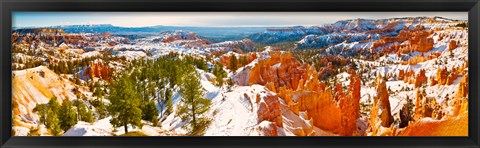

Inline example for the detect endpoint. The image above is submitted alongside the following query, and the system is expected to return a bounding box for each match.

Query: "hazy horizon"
[13,12,467,28]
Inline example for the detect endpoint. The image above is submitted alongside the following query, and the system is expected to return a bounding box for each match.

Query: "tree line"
[29,53,215,136]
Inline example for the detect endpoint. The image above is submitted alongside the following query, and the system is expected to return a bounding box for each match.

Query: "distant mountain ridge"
[249,16,467,49]
[14,24,273,43]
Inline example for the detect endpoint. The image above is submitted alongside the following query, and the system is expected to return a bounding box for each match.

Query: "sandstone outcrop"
[373,75,394,127]
[436,67,458,85]
[398,111,468,136]
[448,40,458,51]
[256,93,283,127]
[83,61,111,80]
[248,51,307,91]
[242,51,361,135]
[429,76,437,86]
[414,69,428,88]
[219,52,257,70]
[413,89,435,120]
[251,121,279,136]
[372,26,434,57]
[456,74,468,99]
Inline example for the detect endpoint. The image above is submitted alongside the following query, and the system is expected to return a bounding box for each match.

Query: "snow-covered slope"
[12,66,88,136]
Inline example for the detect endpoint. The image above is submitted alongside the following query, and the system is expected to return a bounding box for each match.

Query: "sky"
[13,12,468,28]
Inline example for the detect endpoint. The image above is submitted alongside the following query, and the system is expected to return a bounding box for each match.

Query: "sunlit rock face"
[456,74,468,99]
[368,75,393,135]
[83,61,111,81]
[414,69,428,88]
[250,121,279,136]
[398,111,468,136]
[12,66,80,136]
[448,40,458,51]
[241,51,361,135]
[372,26,434,56]
[255,93,283,128]
[398,69,427,88]
[219,52,257,70]
[247,51,306,91]
[436,67,458,85]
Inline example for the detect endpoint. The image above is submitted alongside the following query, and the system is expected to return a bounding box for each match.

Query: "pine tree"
[33,104,48,125]
[47,97,60,114]
[177,68,211,134]
[45,105,61,136]
[213,63,227,86]
[59,99,78,132]
[240,55,249,66]
[27,125,42,136]
[75,100,94,123]
[229,54,238,73]
[107,75,143,133]
[94,98,107,119]
[164,89,173,116]
[142,100,159,126]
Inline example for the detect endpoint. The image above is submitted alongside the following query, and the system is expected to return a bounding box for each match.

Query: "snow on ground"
[204,85,265,136]
[12,66,82,133]
[359,28,468,118]
[63,116,172,136]
[81,51,102,58]
[63,117,114,136]
[112,50,147,60]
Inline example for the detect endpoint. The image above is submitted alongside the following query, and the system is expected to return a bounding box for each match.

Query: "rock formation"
[83,61,111,80]
[372,26,434,57]
[251,121,279,136]
[239,51,361,135]
[256,93,283,127]
[414,69,428,88]
[219,52,257,70]
[448,40,457,51]
[374,75,394,127]
[429,76,437,86]
[436,67,458,85]
[456,74,468,99]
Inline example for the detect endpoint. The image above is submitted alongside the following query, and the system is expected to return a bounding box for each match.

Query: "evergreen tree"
[75,100,94,123]
[46,107,61,136]
[47,97,60,115]
[177,68,211,134]
[27,125,42,136]
[240,55,249,66]
[212,63,227,86]
[164,89,173,116]
[33,104,48,125]
[107,75,143,133]
[94,98,107,119]
[229,54,238,73]
[59,99,78,132]
[142,100,159,126]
